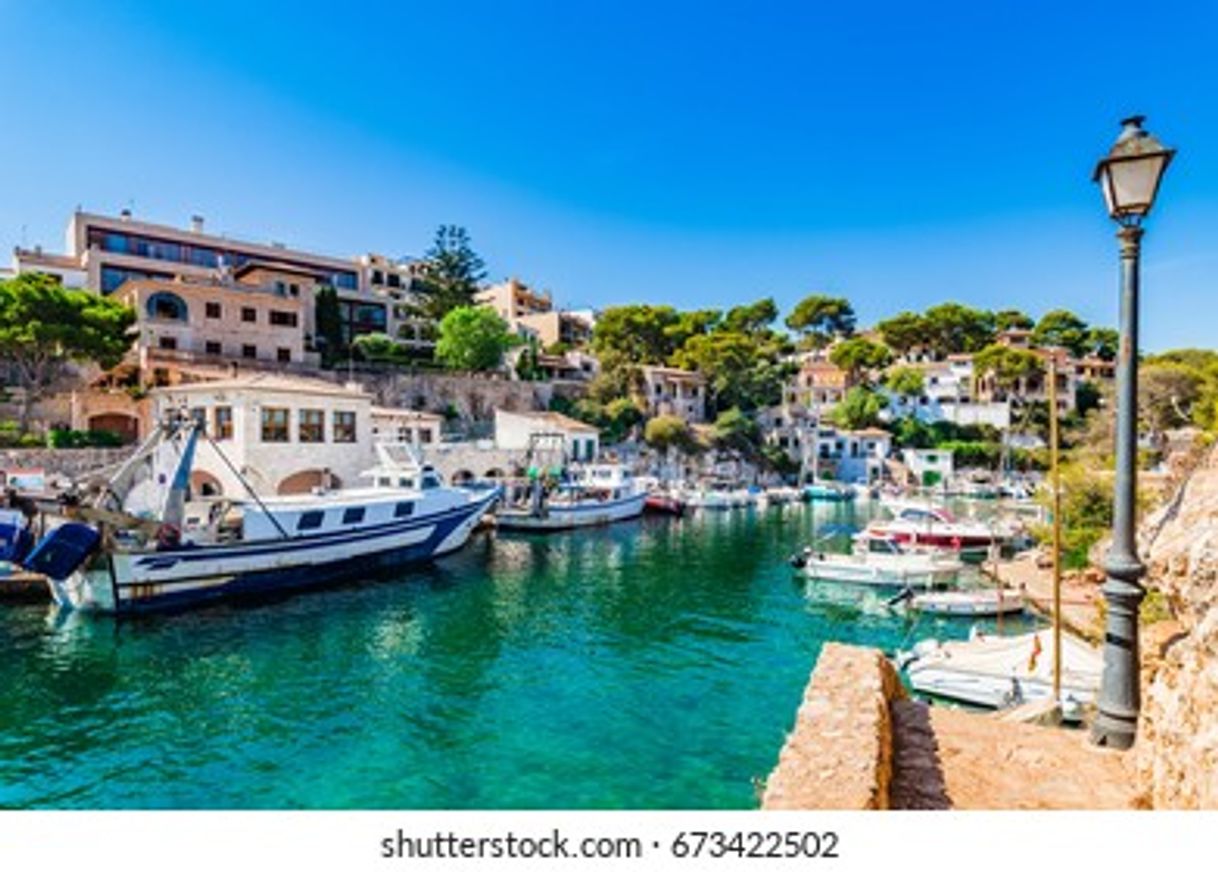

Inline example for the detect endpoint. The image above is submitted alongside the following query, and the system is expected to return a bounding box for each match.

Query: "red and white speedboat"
[867,501,1007,555]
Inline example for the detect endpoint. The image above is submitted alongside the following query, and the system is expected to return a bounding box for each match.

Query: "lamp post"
[1090,115,1174,749]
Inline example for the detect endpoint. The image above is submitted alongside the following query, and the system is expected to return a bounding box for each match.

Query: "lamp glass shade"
[1098,152,1170,219]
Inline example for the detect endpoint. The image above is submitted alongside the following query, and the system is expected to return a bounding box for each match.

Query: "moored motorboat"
[790,531,964,590]
[644,492,685,516]
[22,423,497,614]
[802,481,856,502]
[866,500,1008,559]
[898,586,1026,617]
[899,630,1100,720]
[495,463,646,531]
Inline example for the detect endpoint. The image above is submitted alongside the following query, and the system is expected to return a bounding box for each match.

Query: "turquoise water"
[0,503,1036,809]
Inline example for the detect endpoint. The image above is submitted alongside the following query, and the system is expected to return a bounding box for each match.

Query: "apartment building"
[475,277,594,348]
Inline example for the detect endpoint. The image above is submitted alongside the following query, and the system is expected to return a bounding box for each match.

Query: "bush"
[46,428,124,449]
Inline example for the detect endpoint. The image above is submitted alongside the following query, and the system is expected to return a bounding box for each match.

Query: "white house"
[154,374,398,496]
[493,409,599,462]
[814,426,893,484]
[903,448,955,488]
[370,407,443,447]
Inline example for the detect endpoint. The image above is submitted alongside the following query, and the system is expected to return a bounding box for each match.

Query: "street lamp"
[1090,115,1174,749]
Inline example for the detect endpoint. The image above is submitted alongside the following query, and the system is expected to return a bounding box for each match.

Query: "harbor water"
[0,502,1036,809]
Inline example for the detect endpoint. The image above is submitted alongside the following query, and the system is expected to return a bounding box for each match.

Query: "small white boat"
[905,587,1026,617]
[791,532,964,590]
[900,630,1101,720]
[495,464,646,531]
[763,486,801,505]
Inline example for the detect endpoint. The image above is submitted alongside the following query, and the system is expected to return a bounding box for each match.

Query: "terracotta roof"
[848,427,893,438]
[641,365,704,381]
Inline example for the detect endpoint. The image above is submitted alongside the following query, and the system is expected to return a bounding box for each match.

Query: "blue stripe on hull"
[113,500,481,614]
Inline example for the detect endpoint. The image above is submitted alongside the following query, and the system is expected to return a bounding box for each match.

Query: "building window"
[419,428,433,444]
[214,406,233,440]
[261,407,289,442]
[341,507,365,525]
[299,409,325,443]
[241,307,256,323]
[147,292,189,322]
[205,341,222,355]
[205,302,221,319]
[277,348,292,363]
[333,411,356,443]
[242,345,257,359]
[372,269,384,285]
[297,510,324,532]
[270,310,298,327]
[158,336,177,350]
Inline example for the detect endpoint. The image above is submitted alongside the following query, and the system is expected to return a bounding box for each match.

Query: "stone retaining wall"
[761,643,906,809]
[0,447,133,481]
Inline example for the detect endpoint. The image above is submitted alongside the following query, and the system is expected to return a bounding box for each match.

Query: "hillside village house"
[883,355,1012,429]
[639,366,707,424]
[370,407,443,447]
[784,357,855,413]
[476,277,594,348]
[903,447,955,488]
[154,374,399,497]
[494,408,599,462]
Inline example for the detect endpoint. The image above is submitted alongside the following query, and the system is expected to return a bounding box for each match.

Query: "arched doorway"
[189,470,224,498]
[88,413,139,444]
[277,469,344,495]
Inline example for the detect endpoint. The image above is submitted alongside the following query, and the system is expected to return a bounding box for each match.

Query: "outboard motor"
[22,523,102,581]
[789,547,810,569]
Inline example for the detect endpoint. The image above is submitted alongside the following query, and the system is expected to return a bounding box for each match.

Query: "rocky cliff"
[1136,439,1218,808]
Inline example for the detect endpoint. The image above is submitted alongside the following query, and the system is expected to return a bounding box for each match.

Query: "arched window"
[146,292,189,322]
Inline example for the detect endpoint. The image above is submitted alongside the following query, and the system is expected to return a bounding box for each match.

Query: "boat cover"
[22,523,101,581]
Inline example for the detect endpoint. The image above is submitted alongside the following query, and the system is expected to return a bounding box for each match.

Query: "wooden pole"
[1048,356,1063,701]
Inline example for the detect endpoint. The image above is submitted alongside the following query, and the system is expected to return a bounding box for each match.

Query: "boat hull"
[802,559,960,591]
[496,492,646,531]
[47,492,497,614]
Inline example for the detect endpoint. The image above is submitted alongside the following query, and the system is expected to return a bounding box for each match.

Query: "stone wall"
[1135,441,1218,808]
[0,447,134,481]
[761,643,906,809]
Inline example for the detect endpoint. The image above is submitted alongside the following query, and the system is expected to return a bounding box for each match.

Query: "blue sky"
[2,0,1216,349]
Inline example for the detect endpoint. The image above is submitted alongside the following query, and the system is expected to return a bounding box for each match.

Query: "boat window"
[297,511,324,531]
[398,478,415,489]
[342,507,366,525]
[421,473,440,490]
[394,501,414,518]
[377,477,391,487]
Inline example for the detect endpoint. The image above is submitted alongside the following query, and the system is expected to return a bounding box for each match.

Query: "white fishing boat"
[902,587,1026,617]
[763,485,801,505]
[494,463,646,531]
[900,630,1101,720]
[790,531,964,590]
[21,420,498,614]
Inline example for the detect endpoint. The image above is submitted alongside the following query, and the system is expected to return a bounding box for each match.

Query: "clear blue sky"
[2,0,1216,349]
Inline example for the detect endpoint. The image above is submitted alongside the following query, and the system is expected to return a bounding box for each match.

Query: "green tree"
[314,285,345,363]
[434,306,516,371]
[663,308,722,349]
[972,343,1044,392]
[351,332,407,364]
[828,337,892,382]
[1085,327,1119,361]
[829,386,889,430]
[0,274,136,431]
[874,311,929,356]
[711,406,760,455]
[415,225,487,319]
[785,294,856,348]
[719,298,778,336]
[994,309,1034,331]
[644,414,700,454]
[1032,309,1089,357]
[590,304,681,364]
[883,365,925,398]
[673,330,788,412]
[921,302,996,357]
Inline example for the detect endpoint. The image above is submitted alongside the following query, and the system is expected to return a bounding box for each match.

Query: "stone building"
[639,366,707,424]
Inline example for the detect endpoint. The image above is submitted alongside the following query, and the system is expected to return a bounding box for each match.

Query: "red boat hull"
[644,495,685,517]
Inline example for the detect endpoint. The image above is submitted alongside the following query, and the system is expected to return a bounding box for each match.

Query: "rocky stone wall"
[1135,441,1218,808]
[0,447,134,482]
[761,643,906,809]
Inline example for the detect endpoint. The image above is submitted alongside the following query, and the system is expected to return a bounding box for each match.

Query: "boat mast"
[1048,356,1063,702]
